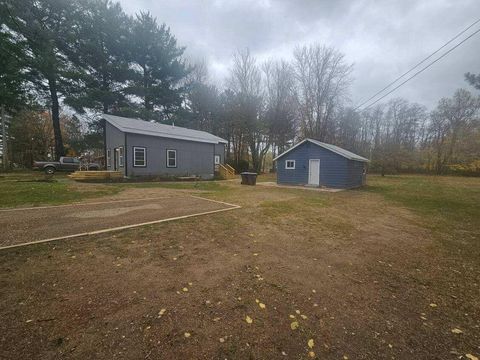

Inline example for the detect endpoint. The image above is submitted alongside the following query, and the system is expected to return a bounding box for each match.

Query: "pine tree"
[0,29,29,110]
[63,0,133,114]
[127,12,189,121]
[1,0,80,159]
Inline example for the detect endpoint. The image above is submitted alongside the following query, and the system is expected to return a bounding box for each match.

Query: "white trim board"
[0,196,241,251]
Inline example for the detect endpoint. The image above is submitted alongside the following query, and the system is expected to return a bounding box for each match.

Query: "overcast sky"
[118,0,480,109]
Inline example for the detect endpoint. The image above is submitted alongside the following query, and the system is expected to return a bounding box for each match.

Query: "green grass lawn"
[367,174,480,252]
[0,172,120,208]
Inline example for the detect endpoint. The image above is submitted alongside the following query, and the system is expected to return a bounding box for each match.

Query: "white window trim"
[214,155,220,165]
[106,149,111,168]
[133,147,146,167]
[118,147,124,167]
[285,160,295,169]
[166,149,177,168]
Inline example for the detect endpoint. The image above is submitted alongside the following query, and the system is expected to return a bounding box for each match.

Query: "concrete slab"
[257,182,344,192]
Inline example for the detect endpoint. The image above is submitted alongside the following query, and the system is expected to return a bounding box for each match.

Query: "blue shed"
[273,139,369,189]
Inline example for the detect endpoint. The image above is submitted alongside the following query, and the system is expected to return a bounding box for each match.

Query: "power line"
[354,17,480,110]
[359,26,480,111]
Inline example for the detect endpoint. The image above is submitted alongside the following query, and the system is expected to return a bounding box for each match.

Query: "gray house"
[102,114,227,179]
[274,139,369,189]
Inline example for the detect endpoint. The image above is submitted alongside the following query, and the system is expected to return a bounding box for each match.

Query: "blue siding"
[277,141,366,188]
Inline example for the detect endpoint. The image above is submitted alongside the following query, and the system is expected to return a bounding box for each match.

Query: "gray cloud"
[118,0,480,108]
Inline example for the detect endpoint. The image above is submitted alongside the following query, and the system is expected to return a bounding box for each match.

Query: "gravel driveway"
[0,195,237,249]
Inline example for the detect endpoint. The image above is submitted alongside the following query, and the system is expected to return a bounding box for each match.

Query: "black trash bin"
[240,172,257,185]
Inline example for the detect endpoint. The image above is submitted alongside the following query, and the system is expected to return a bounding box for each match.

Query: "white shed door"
[308,159,320,186]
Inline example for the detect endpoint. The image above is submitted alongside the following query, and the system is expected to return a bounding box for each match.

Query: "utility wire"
[354,17,480,110]
[359,26,480,111]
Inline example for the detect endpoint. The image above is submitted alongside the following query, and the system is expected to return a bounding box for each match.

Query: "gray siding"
[104,121,126,175]
[277,141,366,188]
[214,143,225,164]
[126,132,224,179]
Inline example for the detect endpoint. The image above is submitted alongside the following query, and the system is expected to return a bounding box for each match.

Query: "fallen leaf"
[253,253,258,256]
[255,299,259,303]
[295,310,301,314]
[188,282,193,286]
[259,303,266,309]
[158,309,166,316]
[246,315,253,324]
[26,319,33,323]
[301,314,308,320]
[429,303,437,308]
[451,328,463,334]
[289,314,296,319]
[308,351,315,358]
[308,339,314,348]
[466,354,478,360]
[182,287,188,292]
[184,332,191,338]
[290,321,299,330]
[219,337,225,343]
[312,289,316,293]
[213,317,221,322]
[145,326,151,330]
[343,356,349,360]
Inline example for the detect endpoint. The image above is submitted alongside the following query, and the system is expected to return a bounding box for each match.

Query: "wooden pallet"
[68,170,123,181]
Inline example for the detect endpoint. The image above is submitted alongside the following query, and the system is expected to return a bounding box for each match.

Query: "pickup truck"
[33,157,100,174]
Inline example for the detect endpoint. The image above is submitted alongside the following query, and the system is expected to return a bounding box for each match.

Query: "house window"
[118,147,124,167]
[106,149,111,168]
[133,147,146,167]
[166,149,177,168]
[214,155,220,165]
[285,160,295,169]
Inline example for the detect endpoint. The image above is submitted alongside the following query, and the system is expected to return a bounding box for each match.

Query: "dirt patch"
[0,180,478,360]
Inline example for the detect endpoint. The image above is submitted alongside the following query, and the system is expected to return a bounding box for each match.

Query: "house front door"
[308,159,320,186]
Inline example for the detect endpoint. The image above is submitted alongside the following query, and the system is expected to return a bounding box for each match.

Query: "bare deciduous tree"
[293,44,353,142]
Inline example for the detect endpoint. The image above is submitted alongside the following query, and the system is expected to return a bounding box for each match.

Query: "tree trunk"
[48,77,65,159]
[1,105,8,170]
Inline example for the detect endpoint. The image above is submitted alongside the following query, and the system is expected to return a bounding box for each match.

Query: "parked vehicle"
[33,157,100,174]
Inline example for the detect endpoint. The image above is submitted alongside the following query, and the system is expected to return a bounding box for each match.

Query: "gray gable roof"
[273,138,370,162]
[102,114,227,145]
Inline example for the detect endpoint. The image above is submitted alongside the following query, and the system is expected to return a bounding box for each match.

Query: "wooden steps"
[69,170,123,181]
[218,164,236,180]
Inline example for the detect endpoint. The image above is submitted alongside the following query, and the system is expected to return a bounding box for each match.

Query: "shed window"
[133,147,146,167]
[285,160,295,169]
[106,149,111,168]
[214,155,220,165]
[166,149,177,168]
[118,147,124,167]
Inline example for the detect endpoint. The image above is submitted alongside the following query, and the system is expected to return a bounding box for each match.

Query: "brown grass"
[0,174,479,359]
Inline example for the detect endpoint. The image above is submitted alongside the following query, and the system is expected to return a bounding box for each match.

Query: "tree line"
[1,0,479,175]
